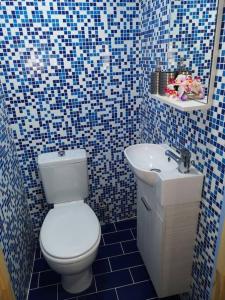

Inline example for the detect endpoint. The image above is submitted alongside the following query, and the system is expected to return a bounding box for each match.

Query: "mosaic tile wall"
[0,84,35,300]
[140,1,225,299]
[0,0,140,236]
[141,0,218,94]
[170,0,218,93]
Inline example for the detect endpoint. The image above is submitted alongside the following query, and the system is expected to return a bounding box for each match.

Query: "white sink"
[124,144,204,206]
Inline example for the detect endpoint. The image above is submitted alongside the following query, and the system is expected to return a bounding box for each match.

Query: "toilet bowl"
[39,201,101,293]
[38,150,101,294]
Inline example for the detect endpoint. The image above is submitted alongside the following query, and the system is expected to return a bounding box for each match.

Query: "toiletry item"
[159,71,176,96]
[167,42,176,68]
[177,57,192,76]
[150,58,161,94]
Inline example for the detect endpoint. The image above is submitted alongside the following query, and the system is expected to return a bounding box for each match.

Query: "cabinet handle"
[141,196,152,211]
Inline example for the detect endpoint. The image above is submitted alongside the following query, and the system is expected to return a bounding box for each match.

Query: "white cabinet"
[137,179,200,298]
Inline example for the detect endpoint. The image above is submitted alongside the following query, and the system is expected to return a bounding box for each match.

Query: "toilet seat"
[40,201,101,260]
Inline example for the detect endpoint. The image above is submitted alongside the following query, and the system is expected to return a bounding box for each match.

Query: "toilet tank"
[38,150,88,204]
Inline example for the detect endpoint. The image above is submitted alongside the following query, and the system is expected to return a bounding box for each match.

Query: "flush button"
[58,150,65,157]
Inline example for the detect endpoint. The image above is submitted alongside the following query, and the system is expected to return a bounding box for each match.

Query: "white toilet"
[38,149,101,294]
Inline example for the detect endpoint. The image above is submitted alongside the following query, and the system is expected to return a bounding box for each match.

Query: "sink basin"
[124,144,204,206]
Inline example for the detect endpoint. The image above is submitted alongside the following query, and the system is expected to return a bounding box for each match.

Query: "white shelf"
[151,94,211,112]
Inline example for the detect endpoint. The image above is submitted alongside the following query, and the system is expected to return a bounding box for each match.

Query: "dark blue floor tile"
[101,223,116,234]
[121,240,138,253]
[28,285,57,300]
[30,273,39,289]
[130,265,149,283]
[33,258,50,272]
[93,258,110,275]
[97,243,123,259]
[58,279,96,299]
[110,252,143,271]
[115,218,137,231]
[95,269,132,291]
[117,281,157,300]
[35,247,41,259]
[39,270,61,287]
[132,228,137,239]
[78,289,117,300]
[103,230,133,244]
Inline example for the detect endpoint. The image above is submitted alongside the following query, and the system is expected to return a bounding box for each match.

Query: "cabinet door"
[137,188,163,295]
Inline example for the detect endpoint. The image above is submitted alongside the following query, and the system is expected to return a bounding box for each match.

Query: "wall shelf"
[151,94,211,112]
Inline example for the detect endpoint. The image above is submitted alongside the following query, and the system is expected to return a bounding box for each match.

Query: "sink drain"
[150,168,161,173]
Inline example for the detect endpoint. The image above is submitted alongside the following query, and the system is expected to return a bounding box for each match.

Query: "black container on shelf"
[150,58,161,94]
[151,71,160,94]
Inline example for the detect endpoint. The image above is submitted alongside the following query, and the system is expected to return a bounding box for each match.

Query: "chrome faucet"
[165,148,191,173]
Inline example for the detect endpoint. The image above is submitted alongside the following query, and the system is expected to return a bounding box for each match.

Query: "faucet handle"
[178,148,191,173]
[179,148,191,160]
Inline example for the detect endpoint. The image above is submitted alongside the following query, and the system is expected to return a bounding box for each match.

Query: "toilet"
[38,149,101,294]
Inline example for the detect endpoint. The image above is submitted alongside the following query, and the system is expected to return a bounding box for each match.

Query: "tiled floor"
[28,218,180,300]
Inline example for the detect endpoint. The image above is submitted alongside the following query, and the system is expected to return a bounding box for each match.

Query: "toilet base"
[61,267,93,294]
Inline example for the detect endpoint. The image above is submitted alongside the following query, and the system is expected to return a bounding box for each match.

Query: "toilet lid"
[40,202,100,259]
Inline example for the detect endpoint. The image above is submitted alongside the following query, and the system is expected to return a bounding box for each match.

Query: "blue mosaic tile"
[170,0,218,93]
[0,84,35,299]
[0,0,140,239]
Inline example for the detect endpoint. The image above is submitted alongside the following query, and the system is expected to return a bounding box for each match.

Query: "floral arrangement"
[165,74,205,101]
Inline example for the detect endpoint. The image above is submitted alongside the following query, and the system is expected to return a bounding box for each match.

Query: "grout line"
[129,268,134,284]
[130,228,136,239]
[96,250,139,261]
[56,283,58,300]
[26,247,36,300]
[120,242,125,254]
[100,279,150,293]
[103,228,135,237]
[112,222,117,232]
[103,237,134,246]
[93,276,97,293]
[95,264,144,277]
[33,268,51,274]
[98,241,121,249]
[29,283,58,291]
[37,272,40,288]
[101,235,105,246]
[77,288,119,300]
[108,257,112,272]
[115,288,120,300]
[114,217,137,224]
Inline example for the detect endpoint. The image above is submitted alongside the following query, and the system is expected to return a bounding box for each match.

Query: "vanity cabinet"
[137,179,200,298]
